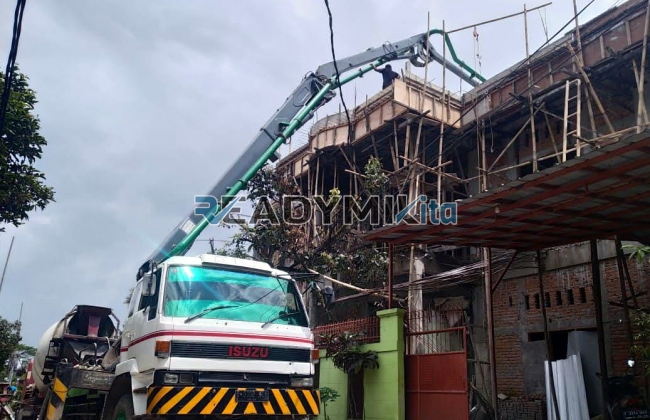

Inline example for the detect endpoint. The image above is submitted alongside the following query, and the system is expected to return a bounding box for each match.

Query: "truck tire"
[111,394,134,420]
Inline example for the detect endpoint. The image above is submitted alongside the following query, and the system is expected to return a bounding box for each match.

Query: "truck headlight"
[163,373,179,384]
[290,377,313,388]
[162,372,194,385]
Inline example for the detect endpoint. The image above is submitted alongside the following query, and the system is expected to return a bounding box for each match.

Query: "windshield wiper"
[261,311,301,328]
[184,304,240,324]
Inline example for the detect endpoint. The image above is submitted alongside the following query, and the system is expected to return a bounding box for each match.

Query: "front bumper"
[146,386,320,416]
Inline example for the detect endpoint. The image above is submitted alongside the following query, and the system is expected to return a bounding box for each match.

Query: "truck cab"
[107,253,319,419]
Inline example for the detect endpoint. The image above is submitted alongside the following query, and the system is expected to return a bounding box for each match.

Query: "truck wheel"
[111,394,134,420]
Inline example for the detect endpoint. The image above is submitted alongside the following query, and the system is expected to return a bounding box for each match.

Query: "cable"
[0,0,27,138]
[323,0,353,144]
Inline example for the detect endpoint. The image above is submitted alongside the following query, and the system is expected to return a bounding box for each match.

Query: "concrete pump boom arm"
[136,28,483,280]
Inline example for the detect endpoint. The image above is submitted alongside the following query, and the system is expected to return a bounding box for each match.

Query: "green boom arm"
[137,28,483,279]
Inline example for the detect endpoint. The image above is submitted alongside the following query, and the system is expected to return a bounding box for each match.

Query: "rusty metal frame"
[405,316,469,420]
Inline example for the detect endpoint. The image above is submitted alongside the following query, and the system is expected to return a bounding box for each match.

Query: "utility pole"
[0,236,16,293]
[0,236,15,298]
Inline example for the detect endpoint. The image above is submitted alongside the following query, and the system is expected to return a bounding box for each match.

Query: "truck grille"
[170,341,310,363]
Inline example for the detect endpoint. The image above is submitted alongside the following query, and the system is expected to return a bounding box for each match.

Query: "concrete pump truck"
[17,26,483,420]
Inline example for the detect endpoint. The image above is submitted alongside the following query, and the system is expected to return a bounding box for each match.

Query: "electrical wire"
[323,0,353,144]
[0,0,27,138]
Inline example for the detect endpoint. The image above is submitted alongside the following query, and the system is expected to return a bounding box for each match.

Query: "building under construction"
[276,0,650,418]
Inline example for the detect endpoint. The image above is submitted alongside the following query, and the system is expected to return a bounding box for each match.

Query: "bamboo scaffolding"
[487,105,543,172]
[565,41,615,134]
[400,156,460,181]
[543,107,562,164]
[632,60,649,125]
[447,2,551,34]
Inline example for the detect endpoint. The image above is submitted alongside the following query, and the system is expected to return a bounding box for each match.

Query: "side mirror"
[141,272,156,297]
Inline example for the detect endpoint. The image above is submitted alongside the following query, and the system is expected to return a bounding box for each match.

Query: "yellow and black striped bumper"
[147,386,321,416]
[45,363,114,420]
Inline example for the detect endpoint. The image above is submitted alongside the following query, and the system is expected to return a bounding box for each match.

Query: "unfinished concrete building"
[277,0,650,418]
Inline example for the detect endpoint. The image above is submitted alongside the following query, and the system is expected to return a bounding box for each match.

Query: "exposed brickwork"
[491,251,650,419]
[497,396,545,420]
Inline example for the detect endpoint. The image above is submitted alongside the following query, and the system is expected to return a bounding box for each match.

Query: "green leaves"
[622,244,650,264]
[630,310,650,375]
[320,331,379,374]
[0,67,54,232]
[362,156,389,197]
[319,386,340,420]
[319,386,340,404]
[0,316,21,373]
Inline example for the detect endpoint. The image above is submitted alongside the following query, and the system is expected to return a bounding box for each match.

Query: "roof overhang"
[363,130,650,250]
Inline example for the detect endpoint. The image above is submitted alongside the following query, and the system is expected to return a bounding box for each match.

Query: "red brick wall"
[491,254,650,418]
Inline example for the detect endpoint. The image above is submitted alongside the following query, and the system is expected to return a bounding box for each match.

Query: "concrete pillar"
[363,308,406,420]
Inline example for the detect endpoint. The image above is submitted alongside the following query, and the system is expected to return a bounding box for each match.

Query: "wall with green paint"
[316,308,405,420]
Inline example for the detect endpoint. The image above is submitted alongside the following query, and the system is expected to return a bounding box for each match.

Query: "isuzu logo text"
[228,346,270,359]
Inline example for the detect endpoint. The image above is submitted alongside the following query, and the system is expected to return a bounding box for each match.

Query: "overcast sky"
[0,0,616,346]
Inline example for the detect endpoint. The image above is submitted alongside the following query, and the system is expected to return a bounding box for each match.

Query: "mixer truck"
[18,24,482,420]
[18,256,316,420]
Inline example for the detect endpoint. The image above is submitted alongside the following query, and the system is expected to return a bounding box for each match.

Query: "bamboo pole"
[632,60,649,126]
[485,247,498,420]
[543,107,562,164]
[481,125,488,190]
[590,240,610,420]
[306,268,400,302]
[525,4,531,87]
[487,105,543,172]
[447,2,552,34]
[438,19,447,204]
[391,121,399,170]
[585,86,598,139]
[637,0,650,133]
[538,250,562,420]
[530,94,538,172]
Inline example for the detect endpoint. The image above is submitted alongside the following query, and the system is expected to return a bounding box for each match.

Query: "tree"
[623,244,650,373]
[16,344,35,357]
[215,160,390,321]
[0,67,55,233]
[320,331,379,419]
[0,316,21,371]
[224,161,389,275]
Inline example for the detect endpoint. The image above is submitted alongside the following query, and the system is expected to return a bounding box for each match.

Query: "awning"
[363,130,650,250]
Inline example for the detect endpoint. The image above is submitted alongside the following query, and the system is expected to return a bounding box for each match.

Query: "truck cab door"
[128,269,162,372]
[121,281,143,356]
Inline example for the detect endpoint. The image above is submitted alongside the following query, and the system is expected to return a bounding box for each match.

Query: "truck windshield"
[163,265,308,327]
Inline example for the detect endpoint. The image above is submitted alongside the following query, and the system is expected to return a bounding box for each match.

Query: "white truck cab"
[107,254,319,419]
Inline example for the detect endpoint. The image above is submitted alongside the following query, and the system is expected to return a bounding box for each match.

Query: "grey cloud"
[0,0,617,346]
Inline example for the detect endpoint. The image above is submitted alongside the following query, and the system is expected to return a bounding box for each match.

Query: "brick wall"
[497,396,546,420]
[491,253,650,419]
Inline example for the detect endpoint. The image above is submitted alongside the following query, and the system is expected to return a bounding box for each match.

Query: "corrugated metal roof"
[363,130,650,250]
